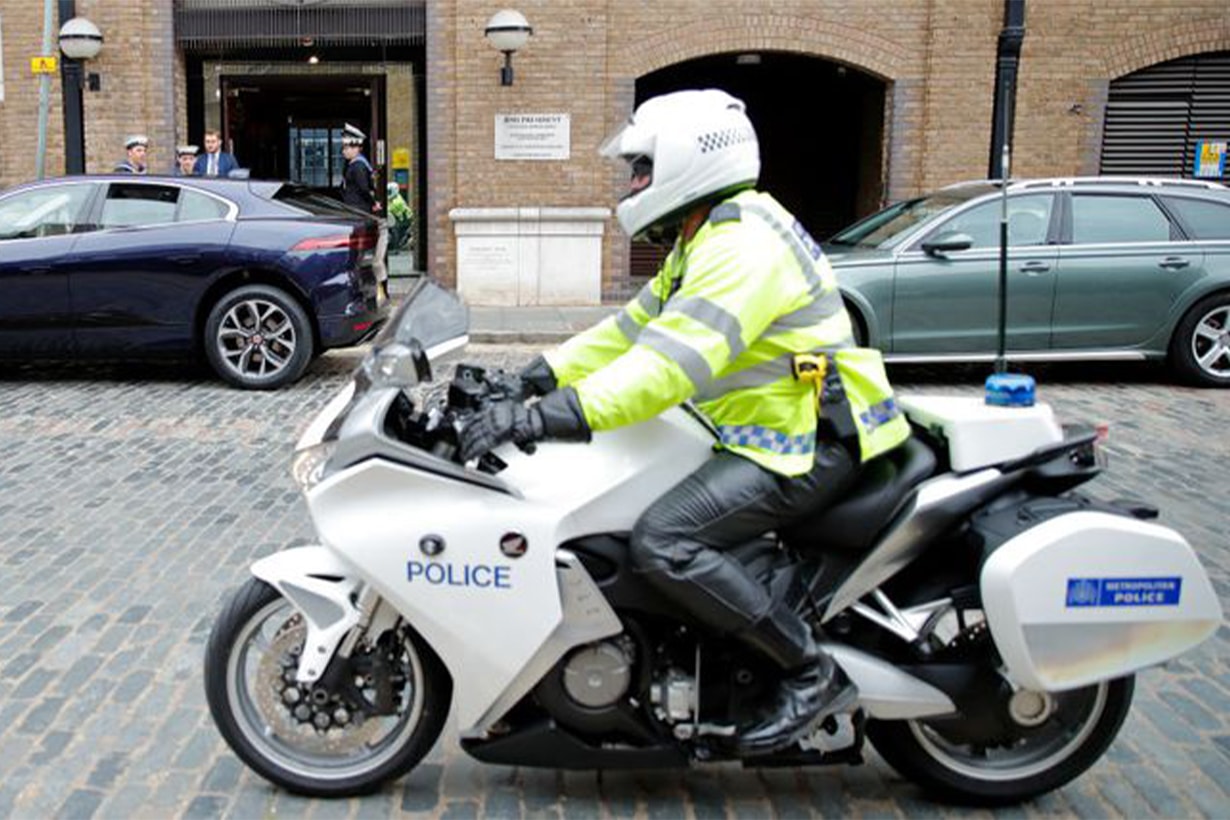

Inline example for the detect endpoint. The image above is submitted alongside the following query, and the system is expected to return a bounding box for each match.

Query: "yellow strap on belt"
[792,353,827,412]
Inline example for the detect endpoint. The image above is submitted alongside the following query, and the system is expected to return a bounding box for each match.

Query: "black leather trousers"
[629,440,858,671]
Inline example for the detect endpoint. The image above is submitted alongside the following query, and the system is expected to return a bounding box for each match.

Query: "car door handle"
[1158,256,1190,270]
[20,265,53,275]
[1018,261,1051,274]
[168,254,200,265]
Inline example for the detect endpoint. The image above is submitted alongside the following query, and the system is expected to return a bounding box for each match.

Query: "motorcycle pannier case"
[980,510,1222,692]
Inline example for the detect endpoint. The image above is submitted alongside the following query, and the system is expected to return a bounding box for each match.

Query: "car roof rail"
[1009,176,1228,191]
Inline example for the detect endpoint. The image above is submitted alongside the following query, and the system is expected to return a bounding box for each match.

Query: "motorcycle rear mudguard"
[981,510,1222,691]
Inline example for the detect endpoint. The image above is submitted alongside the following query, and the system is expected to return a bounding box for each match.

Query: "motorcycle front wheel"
[204,579,452,796]
[867,676,1134,805]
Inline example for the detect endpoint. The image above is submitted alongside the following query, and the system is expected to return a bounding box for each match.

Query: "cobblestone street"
[1,349,1227,819]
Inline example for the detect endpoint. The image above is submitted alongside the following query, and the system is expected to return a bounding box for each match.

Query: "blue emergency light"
[985,372,1036,407]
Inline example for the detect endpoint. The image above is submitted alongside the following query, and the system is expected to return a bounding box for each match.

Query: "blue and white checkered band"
[716,425,817,456]
[859,398,902,433]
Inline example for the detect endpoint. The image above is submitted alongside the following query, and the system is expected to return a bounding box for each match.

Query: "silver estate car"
[825,177,1230,387]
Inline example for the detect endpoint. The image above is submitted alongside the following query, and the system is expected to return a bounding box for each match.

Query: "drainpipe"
[988,0,1026,179]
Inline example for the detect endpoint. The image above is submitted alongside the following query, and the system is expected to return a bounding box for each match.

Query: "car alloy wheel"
[1189,304,1230,381]
[1170,293,1230,388]
[205,284,314,389]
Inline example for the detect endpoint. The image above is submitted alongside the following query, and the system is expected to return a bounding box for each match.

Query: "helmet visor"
[598,119,632,159]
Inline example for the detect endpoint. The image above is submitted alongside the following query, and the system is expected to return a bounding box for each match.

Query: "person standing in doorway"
[173,145,198,177]
[341,124,389,292]
[114,135,149,174]
[340,124,380,214]
[194,129,238,177]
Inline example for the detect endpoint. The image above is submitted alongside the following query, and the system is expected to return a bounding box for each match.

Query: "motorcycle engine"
[561,639,634,708]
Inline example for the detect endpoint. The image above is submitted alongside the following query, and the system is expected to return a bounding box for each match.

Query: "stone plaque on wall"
[495,114,570,161]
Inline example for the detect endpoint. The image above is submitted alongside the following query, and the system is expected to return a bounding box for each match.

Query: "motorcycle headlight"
[291,441,338,493]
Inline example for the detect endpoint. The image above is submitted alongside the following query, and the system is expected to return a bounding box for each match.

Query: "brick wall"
[0,0,178,182]
[423,0,1230,298]
[1,0,67,182]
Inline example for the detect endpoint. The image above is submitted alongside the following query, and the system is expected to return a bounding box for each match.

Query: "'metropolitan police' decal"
[1066,577,1182,607]
[407,560,511,589]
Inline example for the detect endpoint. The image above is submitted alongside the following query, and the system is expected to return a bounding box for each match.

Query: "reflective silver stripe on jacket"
[740,201,842,306]
[635,283,661,318]
[664,296,746,360]
[639,326,712,389]
[695,354,793,401]
[716,424,816,455]
[763,291,846,337]
[693,337,856,402]
[615,310,641,342]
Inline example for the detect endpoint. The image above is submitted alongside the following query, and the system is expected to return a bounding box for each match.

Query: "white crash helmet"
[600,89,760,238]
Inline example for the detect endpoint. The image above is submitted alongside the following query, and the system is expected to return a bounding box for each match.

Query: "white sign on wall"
[495,113,570,161]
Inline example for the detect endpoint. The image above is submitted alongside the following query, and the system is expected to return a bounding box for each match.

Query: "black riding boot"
[731,604,857,756]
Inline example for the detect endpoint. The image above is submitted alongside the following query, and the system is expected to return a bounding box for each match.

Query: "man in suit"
[194,130,238,177]
[114,135,149,174]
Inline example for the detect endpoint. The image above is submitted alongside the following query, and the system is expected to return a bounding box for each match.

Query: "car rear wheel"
[1169,293,1230,387]
[205,284,314,389]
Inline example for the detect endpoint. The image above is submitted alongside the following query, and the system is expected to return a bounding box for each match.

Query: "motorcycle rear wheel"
[867,676,1134,805]
[204,578,452,796]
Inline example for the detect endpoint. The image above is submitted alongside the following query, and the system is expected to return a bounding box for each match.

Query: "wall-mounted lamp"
[484,9,533,86]
[58,16,103,60]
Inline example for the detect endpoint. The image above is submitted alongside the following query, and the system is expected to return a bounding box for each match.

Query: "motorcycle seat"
[783,437,937,554]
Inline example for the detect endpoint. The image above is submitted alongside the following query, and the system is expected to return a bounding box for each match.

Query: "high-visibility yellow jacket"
[546,189,908,475]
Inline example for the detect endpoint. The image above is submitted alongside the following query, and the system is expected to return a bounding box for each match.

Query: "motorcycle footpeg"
[672,721,738,741]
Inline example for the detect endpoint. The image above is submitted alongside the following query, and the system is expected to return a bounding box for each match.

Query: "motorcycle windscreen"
[981,510,1222,692]
[359,279,470,388]
[376,277,470,362]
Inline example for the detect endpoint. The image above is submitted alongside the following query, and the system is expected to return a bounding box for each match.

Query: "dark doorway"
[631,52,886,277]
[221,75,384,197]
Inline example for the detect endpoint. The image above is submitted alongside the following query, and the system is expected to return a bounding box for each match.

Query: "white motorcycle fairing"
[250,547,363,684]
[303,406,715,731]
[981,510,1222,691]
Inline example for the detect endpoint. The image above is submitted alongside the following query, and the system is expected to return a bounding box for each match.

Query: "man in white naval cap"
[340,123,379,214]
[115,135,149,174]
[174,144,199,177]
[340,123,389,293]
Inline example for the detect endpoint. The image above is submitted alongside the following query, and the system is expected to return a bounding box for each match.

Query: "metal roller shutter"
[1101,52,1230,180]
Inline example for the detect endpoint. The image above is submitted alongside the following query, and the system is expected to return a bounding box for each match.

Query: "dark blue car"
[0,175,389,389]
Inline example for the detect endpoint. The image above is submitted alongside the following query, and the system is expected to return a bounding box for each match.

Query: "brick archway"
[618,14,907,83]
[1097,19,1230,80]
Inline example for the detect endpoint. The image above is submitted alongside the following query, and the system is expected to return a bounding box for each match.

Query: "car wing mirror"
[921,231,973,257]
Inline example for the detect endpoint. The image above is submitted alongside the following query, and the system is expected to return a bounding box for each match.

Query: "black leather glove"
[459,387,590,462]
[518,355,558,399]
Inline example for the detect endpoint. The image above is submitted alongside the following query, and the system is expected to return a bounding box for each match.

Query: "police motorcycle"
[204,278,1222,804]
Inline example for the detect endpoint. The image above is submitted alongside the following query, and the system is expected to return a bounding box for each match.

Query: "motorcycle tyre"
[204,578,452,797]
[866,676,1134,806]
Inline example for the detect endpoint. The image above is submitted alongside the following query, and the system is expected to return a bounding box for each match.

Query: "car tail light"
[291,231,378,253]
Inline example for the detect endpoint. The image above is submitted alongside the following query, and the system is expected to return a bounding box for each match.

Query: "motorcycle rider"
[459,89,910,754]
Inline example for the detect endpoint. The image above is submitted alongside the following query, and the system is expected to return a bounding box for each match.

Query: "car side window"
[924,194,1054,249]
[177,189,231,222]
[0,183,97,240]
[100,183,180,229]
[1161,196,1230,240]
[1071,195,1174,245]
